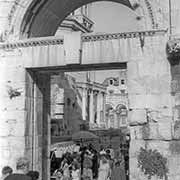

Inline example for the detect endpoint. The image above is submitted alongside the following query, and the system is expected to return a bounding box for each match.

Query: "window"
[120,90,125,94]
[67,98,71,106]
[100,111,104,122]
[121,79,125,84]
[109,90,114,94]
[116,104,127,127]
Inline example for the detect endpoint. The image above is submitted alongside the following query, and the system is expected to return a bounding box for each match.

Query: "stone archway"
[0,0,164,41]
[0,0,179,180]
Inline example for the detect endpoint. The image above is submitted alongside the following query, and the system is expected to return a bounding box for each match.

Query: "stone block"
[127,61,140,80]
[147,141,171,157]
[0,2,13,17]
[130,126,143,140]
[0,94,25,111]
[141,123,159,140]
[168,175,180,180]
[129,93,172,110]
[138,61,166,78]
[0,137,9,148]
[158,122,172,140]
[169,141,180,155]
[129,140,146,157]
[174,93,180,106]
[146,94,173,109]
[129,157,148,180]
[128,78,146,94]
[0,66,26,83]
[0,118,26,137]
[168,156,180,177]
[147,108,173,122]
[172,121,180,139]
[0,49,23,65]
[173,106,180,121]
[129,109,147,125]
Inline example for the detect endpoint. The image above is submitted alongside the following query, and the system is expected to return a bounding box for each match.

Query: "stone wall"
[127,34,178,180]
[0,46,51,179]
[0,48,28,171]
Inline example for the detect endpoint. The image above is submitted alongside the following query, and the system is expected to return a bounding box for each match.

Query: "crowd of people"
[51,143,128,180]
[1,143,128,180]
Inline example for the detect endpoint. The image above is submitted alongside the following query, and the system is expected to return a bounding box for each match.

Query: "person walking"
[91,150,99,180]
[1,166,13,180]
[26,171,39,180]
[97,155,110,180]
[4,157,31,180]
[111,153,126,180]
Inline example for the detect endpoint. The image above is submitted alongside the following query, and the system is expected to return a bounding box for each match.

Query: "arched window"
[109,79,114,85]
[105,104,114,128]
[116,104,127,127]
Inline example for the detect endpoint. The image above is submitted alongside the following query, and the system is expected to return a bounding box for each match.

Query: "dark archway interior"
[21,0,132,38]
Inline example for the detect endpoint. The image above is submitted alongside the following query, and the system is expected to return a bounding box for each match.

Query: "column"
[102,92,107,127]
[96,91,101,126]
[82,88,86,120]
[89,89,94,124]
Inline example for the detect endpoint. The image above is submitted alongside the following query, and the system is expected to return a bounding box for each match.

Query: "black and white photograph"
[0,0,179,180]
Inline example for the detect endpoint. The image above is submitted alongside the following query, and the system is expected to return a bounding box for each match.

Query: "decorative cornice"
[0,36,64,49]
[82,29,167,42]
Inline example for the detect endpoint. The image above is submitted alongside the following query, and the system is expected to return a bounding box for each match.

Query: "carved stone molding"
[82,29,167,42]
[0,36,64,49]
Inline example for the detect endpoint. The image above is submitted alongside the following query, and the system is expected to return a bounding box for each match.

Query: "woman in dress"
[97,155,110,180]
[82,153,93,180]
[71,163,81,180]
[111,153,126,180]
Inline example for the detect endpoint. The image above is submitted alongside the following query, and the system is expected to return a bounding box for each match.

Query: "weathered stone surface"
[128,78,146,94]
[129,109,147,125]
[129,157,149,180]
[168,156,180,177]
[158,122,172,140]
[147,141,171,157]
[172,121,180,139]
[129,140,146,157]
[169,141,180,155]
[141,123,159,140]
[174,93,180,106]
[147,108,173,123]
[0,95,25,111]
[0,66,25,83]
[129,94,173,109]
[173,106,180,121]
[141,122,172,140]
[130,126,143,140]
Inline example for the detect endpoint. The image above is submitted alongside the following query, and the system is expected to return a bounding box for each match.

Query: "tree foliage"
[137,147,168,180]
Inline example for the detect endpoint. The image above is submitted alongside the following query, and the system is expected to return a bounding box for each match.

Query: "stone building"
[50,4,94,141]
[50,74,84,142]
[1,0,180,180]
[102,70,128,128]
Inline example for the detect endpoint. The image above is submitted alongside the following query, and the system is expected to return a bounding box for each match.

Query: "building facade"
[103,70,128,128]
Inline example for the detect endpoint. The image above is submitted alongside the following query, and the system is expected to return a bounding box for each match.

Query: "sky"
[90,1,139,33]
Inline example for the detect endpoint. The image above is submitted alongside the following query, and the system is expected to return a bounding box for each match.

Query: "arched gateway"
[0,1,180,180]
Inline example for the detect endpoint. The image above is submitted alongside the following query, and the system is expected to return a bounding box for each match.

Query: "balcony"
[63,14,94,33]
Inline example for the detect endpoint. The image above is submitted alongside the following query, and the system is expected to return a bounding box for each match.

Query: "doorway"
[27,62,130,180]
